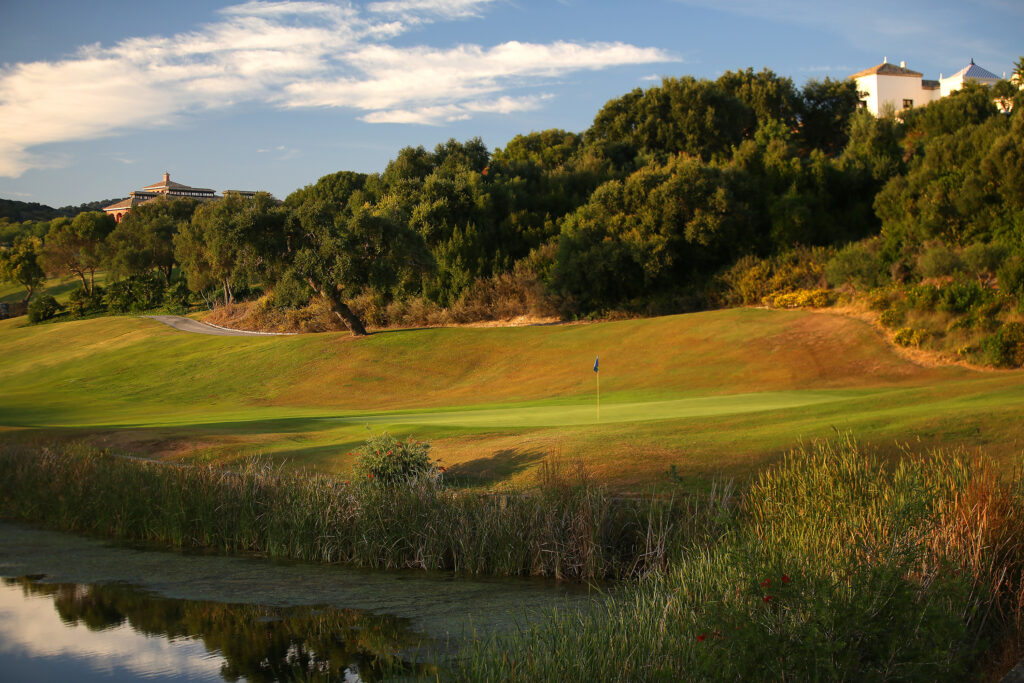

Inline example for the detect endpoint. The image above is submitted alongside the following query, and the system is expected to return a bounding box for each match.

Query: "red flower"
[763,595,773,603]
[368,473,374,479]
[760,579,771,588]
[781,574,791,584]
[697,634,706,642]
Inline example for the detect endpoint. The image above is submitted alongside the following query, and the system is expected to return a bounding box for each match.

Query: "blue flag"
[593,356,599,373]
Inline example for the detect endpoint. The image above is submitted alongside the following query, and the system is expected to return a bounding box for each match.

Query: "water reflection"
[1,575,435,681]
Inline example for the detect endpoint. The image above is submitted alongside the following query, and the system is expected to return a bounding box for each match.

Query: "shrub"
[353,432,439,485]
[825,241,887,289]
[997,255,1024,297]
[27,294,62,323]
[893,326,929,347]
[761,289,836,309]
[878,307,904,328]
[938,279,988,314]
[982,322,1024,368]
[917,242,964,279]
[962,242,1006,279]
[163,280,191,309]
[68,285,106,318]
[905,284,940,310]
[106,273,166,313]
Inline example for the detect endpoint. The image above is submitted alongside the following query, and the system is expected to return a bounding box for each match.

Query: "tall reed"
[0,443,730,581]
[458,436,1024,680]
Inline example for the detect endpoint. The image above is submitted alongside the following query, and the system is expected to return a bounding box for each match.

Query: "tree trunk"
[309,279,368,336]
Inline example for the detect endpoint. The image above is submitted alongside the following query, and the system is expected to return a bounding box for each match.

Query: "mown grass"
[0,442,730,581]
[458,436,1024,681]
[1,308,1022,489]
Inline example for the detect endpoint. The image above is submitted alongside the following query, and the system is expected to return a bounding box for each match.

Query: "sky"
[0,0,1020,208]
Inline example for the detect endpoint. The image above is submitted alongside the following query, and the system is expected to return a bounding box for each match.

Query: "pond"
[0,522,597,681]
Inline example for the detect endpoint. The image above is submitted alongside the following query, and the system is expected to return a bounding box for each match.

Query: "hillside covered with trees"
[3,65,1024,365]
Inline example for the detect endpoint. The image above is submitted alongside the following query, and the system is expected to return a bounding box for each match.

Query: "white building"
[939,59,1001,96]
[851,58,1003,116]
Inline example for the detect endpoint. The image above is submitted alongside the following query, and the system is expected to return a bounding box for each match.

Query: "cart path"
[144,315,296,337]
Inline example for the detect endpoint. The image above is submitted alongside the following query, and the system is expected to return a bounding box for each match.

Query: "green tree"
[798,78,860,155]
[175,192,285,306]
[551,157,750,311]
[41,211,114,295]
[0,236,46,303]
[286,199,432,336]
[106,198,198,284]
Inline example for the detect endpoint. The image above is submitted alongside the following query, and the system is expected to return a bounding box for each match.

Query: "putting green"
[335,390,867,428]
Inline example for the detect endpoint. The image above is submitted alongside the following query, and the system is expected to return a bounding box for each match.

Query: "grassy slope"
[0,308,1021,490]
[0,272,109,306]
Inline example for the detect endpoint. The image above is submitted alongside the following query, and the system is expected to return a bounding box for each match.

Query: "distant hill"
[0,197,122,222]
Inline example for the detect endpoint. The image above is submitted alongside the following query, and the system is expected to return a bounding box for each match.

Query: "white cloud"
[0,0,673,177]
[367,0,500,19]
[362,93,551,124]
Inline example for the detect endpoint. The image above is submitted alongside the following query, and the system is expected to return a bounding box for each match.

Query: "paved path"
[144,315,295,337]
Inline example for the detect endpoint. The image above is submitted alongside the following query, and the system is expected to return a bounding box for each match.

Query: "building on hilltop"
[851,58,1005,116]
[102,173,259,222]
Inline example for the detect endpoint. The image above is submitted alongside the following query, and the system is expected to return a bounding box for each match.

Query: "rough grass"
[0,442,730,581]
[1,308,1022,490]
[458,437,1024,681]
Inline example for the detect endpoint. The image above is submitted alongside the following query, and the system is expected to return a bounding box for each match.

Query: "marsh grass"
[0,443,728,581]
[458,436,1024,681]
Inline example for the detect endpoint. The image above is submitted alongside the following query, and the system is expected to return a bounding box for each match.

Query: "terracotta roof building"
[102,173,257,222]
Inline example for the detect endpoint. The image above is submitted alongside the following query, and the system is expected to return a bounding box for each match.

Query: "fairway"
[1,309,1022,490]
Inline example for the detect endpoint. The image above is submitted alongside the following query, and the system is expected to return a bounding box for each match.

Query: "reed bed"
[458,436,1024,681]
[0,442,730,581]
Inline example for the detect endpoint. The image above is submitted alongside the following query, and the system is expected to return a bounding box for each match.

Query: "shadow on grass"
[446,447,547,486]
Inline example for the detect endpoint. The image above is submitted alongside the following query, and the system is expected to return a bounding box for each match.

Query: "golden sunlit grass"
[0,307,1021,489]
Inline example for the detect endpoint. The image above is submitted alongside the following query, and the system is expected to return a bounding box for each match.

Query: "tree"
[0,236,46,303]
[287,199,431,336]
[1011,56,1024,88]
[551,157,751,311]
[41,211,114,295]
[175,193,285,306]
[798,78,860,155]
[106,198,198,284]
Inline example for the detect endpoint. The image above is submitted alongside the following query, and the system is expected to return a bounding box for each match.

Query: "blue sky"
[0,0,1020,207]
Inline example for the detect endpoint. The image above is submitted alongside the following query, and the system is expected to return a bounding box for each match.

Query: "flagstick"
[596,370,600,423]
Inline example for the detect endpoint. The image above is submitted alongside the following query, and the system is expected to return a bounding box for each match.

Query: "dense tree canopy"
[106,198,198,284]
[11,58,1024,333]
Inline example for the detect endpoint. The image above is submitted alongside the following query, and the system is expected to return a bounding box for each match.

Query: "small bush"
[864,287,897,311]
[962,242,1006,279]
[163,280,191,309]
[106,273,166,313]
[27,294,63,323]
[879,307,904,328]
[761,289,836,309]
[825,241,887,289]
[893,326,929,347]
[917,242,964,279]
[353,432,439,485]
[982,322,1024,368]
[905,284,940,310]
[938,279,988,314]
[997,255,1024,297]
[67,285,106,318]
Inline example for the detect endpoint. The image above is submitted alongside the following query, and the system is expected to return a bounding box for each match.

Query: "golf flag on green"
[593,356,599,373]
[593,356,600,422]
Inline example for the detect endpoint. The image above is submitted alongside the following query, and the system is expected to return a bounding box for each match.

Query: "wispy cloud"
[0,0,674,177]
